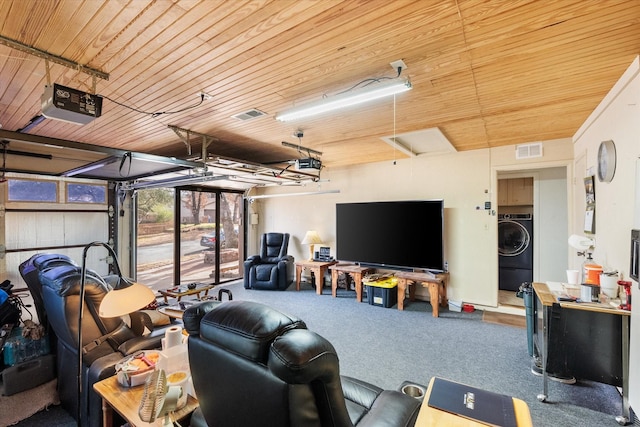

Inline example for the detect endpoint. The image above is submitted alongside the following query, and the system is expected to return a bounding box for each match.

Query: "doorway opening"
[496,167,569,310]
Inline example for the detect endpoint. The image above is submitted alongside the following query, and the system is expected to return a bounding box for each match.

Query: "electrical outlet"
[390,59,407,73]
[200,91,212,100]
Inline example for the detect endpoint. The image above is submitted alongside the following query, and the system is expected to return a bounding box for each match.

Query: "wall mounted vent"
[515,142,543,159]
[231,109,267,121]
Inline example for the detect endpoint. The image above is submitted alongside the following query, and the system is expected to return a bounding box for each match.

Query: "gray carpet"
[225,280,624,427]
[15,279,625,426]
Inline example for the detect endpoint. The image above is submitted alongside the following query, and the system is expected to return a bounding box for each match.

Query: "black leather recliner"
[244,232,294,290]
[184,300,421,427]
[31,259,167,426]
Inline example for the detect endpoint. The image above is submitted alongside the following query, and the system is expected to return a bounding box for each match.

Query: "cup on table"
[566,269,580,285]
[166,370,190,409]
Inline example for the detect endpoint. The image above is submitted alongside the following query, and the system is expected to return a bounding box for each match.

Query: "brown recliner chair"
[184,300,421,427]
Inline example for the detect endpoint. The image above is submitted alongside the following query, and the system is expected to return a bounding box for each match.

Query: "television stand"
[395,271,449,317]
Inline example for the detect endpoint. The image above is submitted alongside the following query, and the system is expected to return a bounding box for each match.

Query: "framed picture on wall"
[584,205,595,234]
[584,176,596,234]
[584,176,595,204]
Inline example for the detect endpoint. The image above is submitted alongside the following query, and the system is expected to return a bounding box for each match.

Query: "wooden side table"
[414,377,532,426]
[329,264,374,301]
[295,260,337,295]
[395,271,449,317]
[93,375,198,427]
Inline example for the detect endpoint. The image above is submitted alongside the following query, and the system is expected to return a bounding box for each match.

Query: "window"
[7,179,57,202]
[67,183,107,203]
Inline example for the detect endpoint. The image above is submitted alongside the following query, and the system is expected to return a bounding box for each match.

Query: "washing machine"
[498,213,533,291]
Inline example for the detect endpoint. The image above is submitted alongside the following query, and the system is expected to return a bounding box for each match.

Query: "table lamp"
[77,241,156,426]
[302,230,323,261]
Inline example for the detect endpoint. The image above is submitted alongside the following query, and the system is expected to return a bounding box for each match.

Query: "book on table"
[427,377,517,427]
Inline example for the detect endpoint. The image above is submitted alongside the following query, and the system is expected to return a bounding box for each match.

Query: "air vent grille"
[515,142,543,159]
[231,109,267,121]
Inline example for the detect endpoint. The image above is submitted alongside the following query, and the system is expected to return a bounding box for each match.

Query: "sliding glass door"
[136,187,243,292]
[136,188,176,292]
[218,192,243,282]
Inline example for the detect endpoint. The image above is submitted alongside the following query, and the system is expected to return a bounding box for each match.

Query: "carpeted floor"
[14,278,626,426]
[1,379,60,426]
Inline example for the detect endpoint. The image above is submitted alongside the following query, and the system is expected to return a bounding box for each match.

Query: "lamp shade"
[99,279,156,318]
[302,230,323,245]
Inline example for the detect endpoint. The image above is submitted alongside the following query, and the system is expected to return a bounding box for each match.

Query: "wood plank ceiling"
[0,0,638,178]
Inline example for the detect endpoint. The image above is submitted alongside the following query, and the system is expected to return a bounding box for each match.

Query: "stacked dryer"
[498,213,533,291]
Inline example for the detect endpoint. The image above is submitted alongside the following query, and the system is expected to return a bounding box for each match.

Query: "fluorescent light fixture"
[276,78,412,122]
[62,156,120,177]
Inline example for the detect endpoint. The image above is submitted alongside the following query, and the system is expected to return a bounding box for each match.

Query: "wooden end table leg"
[101,397,113,427]
[428,282,440,317]
[296,265,302,291]
[397,278,406,310]
[354,273,363,302]
[439,281,448,307]
[314,268,323,295]
[331,269,338,297]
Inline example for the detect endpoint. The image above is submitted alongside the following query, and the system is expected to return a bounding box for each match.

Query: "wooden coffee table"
[158,283,215,303]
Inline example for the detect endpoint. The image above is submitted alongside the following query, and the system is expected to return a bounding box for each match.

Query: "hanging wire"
[99,93,206,117]
[334,66,404,97]
[392,93,397,165]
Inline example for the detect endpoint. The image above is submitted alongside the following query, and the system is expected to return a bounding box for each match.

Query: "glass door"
[218,192,243,282]
[177,189,243,285]
[178,189,217,284]
[136,187,244,292]
[136,188,176,292]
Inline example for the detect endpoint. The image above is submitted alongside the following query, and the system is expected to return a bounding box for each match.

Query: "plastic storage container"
[584,264,603,285]
[365,277,398,308]
[2,327,50,366]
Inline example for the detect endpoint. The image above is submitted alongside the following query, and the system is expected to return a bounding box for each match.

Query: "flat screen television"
[336,200,444,272]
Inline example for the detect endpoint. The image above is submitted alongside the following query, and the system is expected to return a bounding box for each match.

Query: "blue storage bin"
[3,327,50,366]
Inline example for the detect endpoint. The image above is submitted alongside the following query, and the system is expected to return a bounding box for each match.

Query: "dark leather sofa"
[20,253,168,426]
[184,300,421,427]
[244,232,294,290]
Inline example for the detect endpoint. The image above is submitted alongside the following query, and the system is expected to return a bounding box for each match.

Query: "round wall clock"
[597,140,616,183]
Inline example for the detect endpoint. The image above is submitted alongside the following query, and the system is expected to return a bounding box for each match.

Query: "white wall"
[250,138,573,307]
[571,57,640,411]
[536,167,569,282]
